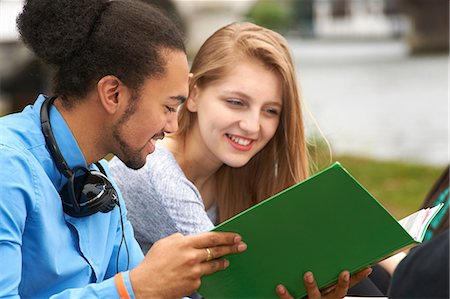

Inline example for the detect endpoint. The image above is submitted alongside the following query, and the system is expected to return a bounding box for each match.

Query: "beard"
[111,93,147,170]
[113,128,147,170]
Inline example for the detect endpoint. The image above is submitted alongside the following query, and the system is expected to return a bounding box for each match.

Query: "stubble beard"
[111,94,147,170]
[113,126,147,170]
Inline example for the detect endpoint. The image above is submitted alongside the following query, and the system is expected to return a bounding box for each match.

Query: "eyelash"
[226,99,243,106]
[265,108,280,116]
[227,100,280,116]
[226,99,280,116]
[165,106,176,113]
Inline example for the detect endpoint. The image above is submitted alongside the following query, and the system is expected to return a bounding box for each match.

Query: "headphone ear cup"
[60,182,79,217]
[60,169,118,217]
[85,171,119,213]
[59,171,90,217]
[59,170,86,216]
[41,97,118,217]
[98,189,119,213]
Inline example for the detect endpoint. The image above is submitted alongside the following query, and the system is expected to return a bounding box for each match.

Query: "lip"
[147,138,156,154]
[225,133,255,151]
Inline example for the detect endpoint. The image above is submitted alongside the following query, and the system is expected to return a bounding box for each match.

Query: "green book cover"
[198,162,418,298]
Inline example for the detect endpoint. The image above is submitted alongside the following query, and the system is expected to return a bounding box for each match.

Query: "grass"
[326,155,445,219]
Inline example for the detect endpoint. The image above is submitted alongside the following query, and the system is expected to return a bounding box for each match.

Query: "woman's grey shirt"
[108,146,216,253]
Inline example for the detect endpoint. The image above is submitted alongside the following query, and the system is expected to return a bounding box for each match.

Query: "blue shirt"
[0,95,144,298]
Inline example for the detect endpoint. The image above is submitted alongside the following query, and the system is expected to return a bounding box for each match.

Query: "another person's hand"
[276,268,373,299]
[129,232,247,299]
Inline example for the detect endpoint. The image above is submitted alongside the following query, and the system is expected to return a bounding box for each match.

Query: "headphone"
[40,96,118,217]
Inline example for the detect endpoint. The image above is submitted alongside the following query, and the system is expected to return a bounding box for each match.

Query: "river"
[289,38,448,166]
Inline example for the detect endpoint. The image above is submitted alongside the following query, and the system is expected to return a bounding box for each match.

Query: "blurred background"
[0,0,448,218]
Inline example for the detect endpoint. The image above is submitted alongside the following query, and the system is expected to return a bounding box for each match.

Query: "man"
[0,1,245,298]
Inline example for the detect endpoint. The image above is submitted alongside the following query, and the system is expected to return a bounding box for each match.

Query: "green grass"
[328,155,445,219]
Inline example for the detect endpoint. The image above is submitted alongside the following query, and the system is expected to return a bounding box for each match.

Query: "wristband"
[114,272,131,299]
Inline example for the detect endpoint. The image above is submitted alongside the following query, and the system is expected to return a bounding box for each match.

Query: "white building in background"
[172,0,409,55]
[313,0,409,38]
[173,0,256,56]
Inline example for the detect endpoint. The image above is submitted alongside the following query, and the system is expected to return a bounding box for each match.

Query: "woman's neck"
[161,133,222,209]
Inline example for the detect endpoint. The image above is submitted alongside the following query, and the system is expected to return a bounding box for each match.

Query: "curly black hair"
[17,0,185,106]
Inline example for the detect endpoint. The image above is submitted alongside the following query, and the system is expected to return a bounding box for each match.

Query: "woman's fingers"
[276,267,373,299]
[332,271,351,298]
[304,271,322,299]
[276,284,294,299]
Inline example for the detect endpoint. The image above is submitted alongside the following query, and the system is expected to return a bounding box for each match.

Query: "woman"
[109,22,370,298]
[110,22,308,249]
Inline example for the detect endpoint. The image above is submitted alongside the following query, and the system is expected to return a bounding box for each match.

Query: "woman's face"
[188,59,282,168]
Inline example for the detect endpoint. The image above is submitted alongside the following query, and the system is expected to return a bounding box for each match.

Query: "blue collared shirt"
[0,95,144,298]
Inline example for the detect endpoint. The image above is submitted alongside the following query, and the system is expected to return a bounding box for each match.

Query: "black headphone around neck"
[40,96,118,217]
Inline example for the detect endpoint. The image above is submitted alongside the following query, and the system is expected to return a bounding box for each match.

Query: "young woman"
[110,22,309,250]
[109,22,370,298]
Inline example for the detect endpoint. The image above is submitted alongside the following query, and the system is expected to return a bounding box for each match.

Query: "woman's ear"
[97,75,129,114]
[186,84,199,112]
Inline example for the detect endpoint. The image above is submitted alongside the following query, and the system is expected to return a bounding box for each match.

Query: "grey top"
[109,146,216,253]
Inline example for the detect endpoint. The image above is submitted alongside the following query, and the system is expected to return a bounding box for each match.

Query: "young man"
[0,1,246,298]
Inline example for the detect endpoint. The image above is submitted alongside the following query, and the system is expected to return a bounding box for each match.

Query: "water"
[289,38,448,166]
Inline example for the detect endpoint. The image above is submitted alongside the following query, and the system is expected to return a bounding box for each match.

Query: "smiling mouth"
[225,133,255,151]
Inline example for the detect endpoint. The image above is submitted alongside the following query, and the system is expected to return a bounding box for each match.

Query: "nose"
[239,110,260,134]
[164,112,179,134]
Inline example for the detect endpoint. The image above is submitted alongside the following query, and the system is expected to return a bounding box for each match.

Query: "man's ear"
[186,84,199,112]
[97,75,130,114]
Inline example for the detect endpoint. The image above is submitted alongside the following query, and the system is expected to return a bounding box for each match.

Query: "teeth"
[227,134,252,146]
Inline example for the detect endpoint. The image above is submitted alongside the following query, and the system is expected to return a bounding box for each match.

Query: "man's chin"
[124,160,146,170]
[118,154,147,170]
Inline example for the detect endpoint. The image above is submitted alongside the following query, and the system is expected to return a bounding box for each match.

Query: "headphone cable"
[116,201,130,274]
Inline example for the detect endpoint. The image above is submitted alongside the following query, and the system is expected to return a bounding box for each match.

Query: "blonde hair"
[175,22,309,221]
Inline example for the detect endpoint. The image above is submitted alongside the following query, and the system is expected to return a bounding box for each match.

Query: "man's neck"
[54,96,109,165]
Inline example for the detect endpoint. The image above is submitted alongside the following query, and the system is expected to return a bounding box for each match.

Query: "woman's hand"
[276,268,373,299]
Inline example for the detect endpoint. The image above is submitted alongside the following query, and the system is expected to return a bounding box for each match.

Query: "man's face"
[112,50,189,169]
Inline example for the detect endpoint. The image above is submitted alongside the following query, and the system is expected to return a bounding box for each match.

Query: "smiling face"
[112,50,189,169]
[187,58,282,168]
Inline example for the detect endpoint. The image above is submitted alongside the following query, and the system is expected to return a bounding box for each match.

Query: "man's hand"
[276,268,373,299]
[129,232,247,299]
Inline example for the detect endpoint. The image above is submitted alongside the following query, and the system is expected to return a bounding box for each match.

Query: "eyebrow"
[170,95,187,104]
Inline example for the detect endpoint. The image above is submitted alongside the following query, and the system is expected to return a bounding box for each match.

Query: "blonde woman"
[109,22,370,298]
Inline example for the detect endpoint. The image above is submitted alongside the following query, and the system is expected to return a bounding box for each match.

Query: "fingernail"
[234,235,242,243]
[305,271,314,283]
[224,259,229,268]
[367,267,373,276]
[344,272,350,282]
[237,242,247,252]
[276,284,286,295]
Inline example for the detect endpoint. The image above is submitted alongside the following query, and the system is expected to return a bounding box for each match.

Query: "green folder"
[198,162,433,298]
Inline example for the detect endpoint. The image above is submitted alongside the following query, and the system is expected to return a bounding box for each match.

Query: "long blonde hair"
[175,22,309,221]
